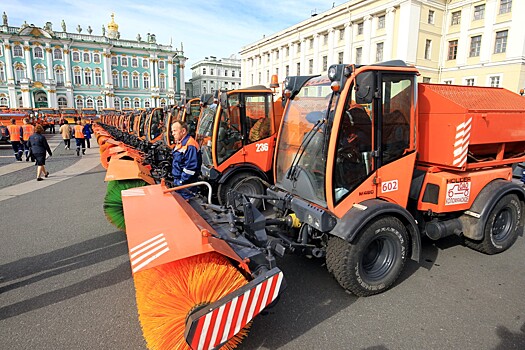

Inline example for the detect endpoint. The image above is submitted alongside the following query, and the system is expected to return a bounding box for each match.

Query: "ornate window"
[15,65,25,83]
[121,56,128,66]
[133,99,140,108]
[111,56,117,66]
[55,67,65,85]
[132,73,139,88]
[143,73,150,89]
[74,68,82,85]
[131,58,138,67]
[86,98,94,108]
[95,69,102,86]
[34,46,44,59]
[1,96,8,106]
[159,74,166,90]
[83,52,90,63]
[142,58,149,68]
[96,98,104,110]
[123,99,131,109]
[13,45,23,57]
[0,63,5,83]
[84,68,92,85]
[35,66,46,82]
[144,99,151,108]
[58,96,67,108]
[158,60,165,69]
[75,96,84,109]
[122,72,129,88]
[112,71,119,88]
[114,98,121,110]
[53,48,63,60]
[72,51,80,62]
[93,53,101,64]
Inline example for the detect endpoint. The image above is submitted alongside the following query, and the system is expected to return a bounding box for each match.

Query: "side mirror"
[220,92,229,110]
[355,71,375,104]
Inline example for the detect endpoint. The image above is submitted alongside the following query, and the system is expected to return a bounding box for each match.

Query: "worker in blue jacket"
[171,120,202,198]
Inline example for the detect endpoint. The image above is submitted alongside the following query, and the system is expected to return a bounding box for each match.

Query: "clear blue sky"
[3,0,346,78]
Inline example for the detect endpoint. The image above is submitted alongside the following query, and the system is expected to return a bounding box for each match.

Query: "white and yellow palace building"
[0,13,187,109]
[240,0,524,93]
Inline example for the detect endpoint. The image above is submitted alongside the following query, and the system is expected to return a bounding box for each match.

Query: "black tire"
[218,172,265,208]
[464,194,521,255]
[326,216,409,297]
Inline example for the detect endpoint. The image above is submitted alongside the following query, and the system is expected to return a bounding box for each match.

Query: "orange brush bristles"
[133,252,250,350]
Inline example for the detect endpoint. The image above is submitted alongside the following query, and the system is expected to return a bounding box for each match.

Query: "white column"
[179,58,186,103]
[363,15,372,64]
[149,55,156,89]
[3,41,17,107]
[300,39,306,76]
[103,50,112,88]
[278,47,284,80]
[313,34,320,72]
[328,29,335,68]
[45,44,54,80]
[23,42,33,81]
[384,7,396,61]
[344,22,352,63]
[167,58,174,91]
[63,46,73,106]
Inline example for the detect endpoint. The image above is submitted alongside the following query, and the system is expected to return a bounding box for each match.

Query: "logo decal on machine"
[445,178,471,205]
[452,117,472,168]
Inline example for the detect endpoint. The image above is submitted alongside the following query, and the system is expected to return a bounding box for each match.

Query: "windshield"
[195,104,217,167]
[62,109,77,114]
[274,76,335,206]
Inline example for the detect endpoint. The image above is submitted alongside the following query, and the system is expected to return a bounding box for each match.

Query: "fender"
[459,179,525,240]
[217,163,270,185]
[330,199,421,262]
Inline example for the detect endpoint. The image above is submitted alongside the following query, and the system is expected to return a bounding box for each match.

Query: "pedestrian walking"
[27,124,52,181]
[82,120,93,148]
[73,120,85,156]
[59,120,72,149]
[21,117,35,161]
[6,118,23,161]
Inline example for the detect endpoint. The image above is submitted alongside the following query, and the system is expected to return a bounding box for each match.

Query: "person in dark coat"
[82,120,93,148]
[28,124,52,181]
[171,120,201,199]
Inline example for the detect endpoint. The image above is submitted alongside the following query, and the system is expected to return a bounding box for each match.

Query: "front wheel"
[218,172,265,208]
[464,194,521,255]
[326,216,409,297]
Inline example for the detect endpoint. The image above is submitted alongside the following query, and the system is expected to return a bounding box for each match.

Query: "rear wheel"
[133,252,250,350]
[326,216,409,296]
[218,172,265,208]
[464,194,521,254]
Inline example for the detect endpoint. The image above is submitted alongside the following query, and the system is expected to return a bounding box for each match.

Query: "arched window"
[111,56,117,66]
[112,71,119,88]
[143,74,150,89]
[123,99,131,109]
[72,51,80,61]
[34,46,44,59]
[0,64,5,83]
[132,73,139,88]
[15,65,25,83]
[122,72,129,88]
[158,60,165,69]
[160,99,166,107]
[96,98,104,110]
[86,98,94,108]
[55,68,64,86]
[58,96,67,108]
[121,57,128,66]
[84,68,92,85]
[144,99,151,108]
[114,98,121,110]
[74,68,82,85]
[159,74,166,90]
[202,68,206,75]
[95,69,102,86]
[142,58,149,68]
[35,67,46,82]
[75,97,84,109]
[53,48,63,60]
[13,45,23,57]
[131,58,138,67]
[83,52,90,62]
[0,96,8,107]
[133,99,140,108]
[93,53,101,64]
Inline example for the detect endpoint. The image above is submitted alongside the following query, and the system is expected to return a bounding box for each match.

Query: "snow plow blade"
[184,267,285,350]
[121,184,245,273]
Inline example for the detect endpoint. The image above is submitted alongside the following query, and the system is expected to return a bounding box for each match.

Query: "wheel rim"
[491,207,512,244]
[361,234,398,282]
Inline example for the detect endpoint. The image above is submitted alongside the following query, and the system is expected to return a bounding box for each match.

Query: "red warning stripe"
[189,271,283,350]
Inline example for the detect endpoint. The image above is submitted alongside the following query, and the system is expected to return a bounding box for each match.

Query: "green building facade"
[0,13,187,110]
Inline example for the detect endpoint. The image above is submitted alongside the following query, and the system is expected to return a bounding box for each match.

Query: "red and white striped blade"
[185,267,285,350]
